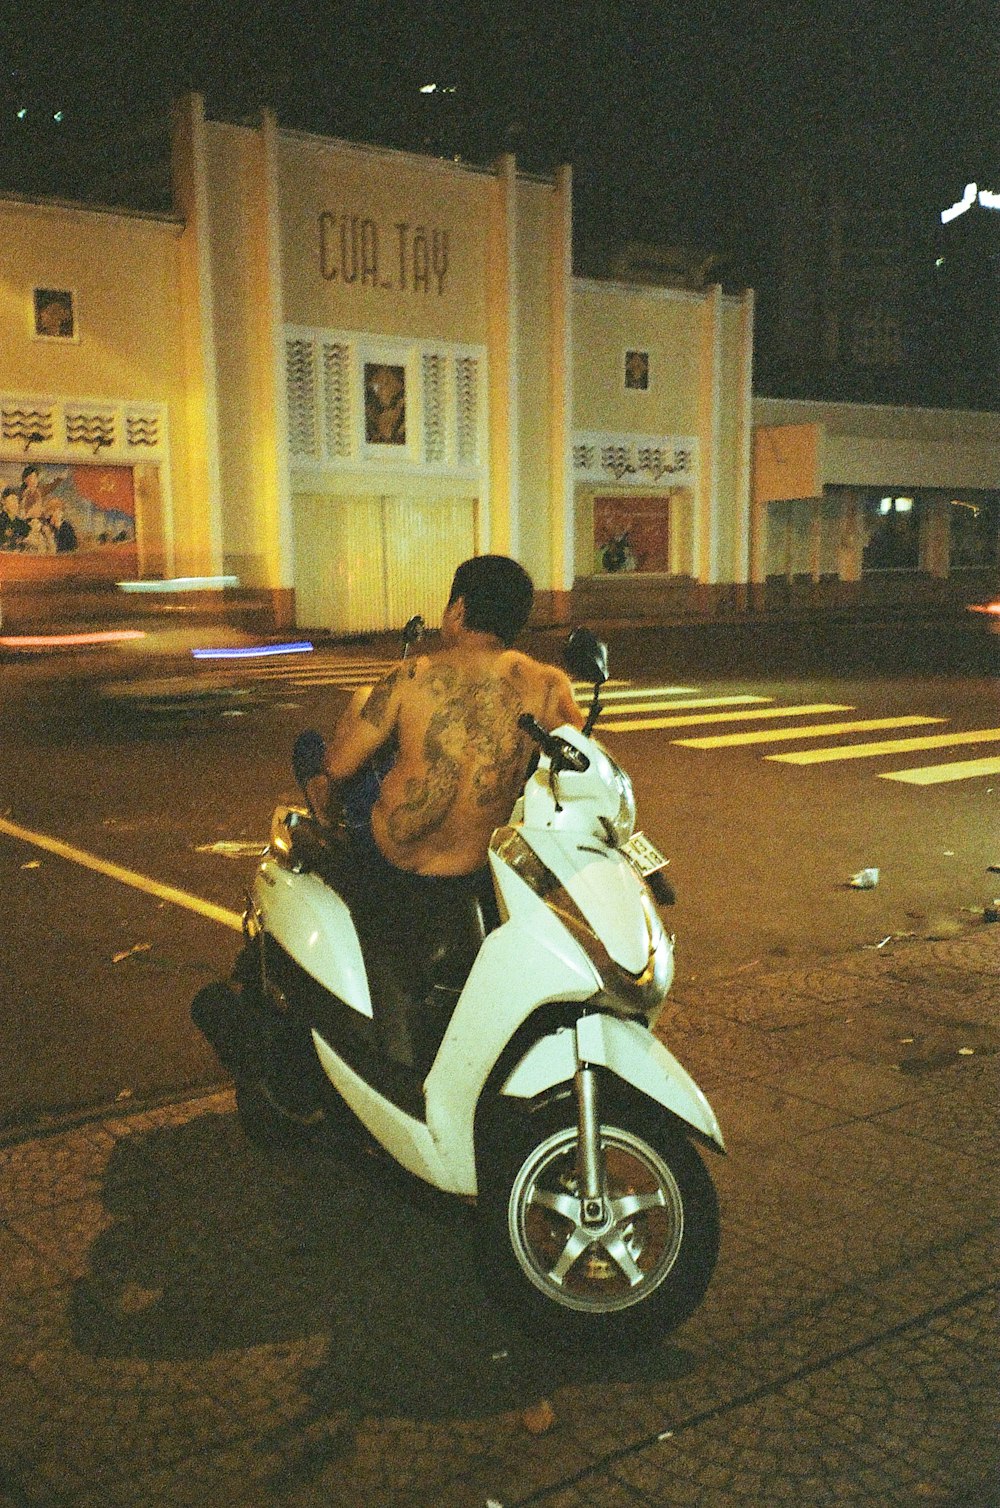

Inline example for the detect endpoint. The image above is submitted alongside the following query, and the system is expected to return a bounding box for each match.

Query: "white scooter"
[194,629,724,1345]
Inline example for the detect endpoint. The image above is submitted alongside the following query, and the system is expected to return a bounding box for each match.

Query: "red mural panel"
[593,494,670,574]
[0,461,137,580]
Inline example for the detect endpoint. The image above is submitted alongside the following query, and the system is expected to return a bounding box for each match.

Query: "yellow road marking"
[589,695,737,715]
[594,685,700,700]
[768,728,1000,765]
[676,715,946,749]
[880,756,1000,785]
[601,701,846,733]
[0,816,244,931]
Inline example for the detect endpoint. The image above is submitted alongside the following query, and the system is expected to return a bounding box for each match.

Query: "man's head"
[446,555,534,647]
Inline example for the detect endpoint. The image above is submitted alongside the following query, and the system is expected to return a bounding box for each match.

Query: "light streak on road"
[117,576,240,592]
[190,642,314,659]
[0,816,243,931]
[0,630,147,649]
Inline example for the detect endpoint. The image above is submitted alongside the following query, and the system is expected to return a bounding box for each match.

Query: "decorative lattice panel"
[422,352,447,464]
[286,338,318,458]
[455,357,479,466]
[322,342,351,458]
[124,410,162,448]
[1,403,55,449]
[65,408,116,454]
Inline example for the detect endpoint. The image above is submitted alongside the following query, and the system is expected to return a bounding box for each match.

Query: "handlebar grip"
[518,711,551,747]
[517,713,590,773]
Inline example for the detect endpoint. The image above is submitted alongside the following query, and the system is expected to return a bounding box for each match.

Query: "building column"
[733,288,756,589]
[257,110,295,625]
[170,91,224,577]
[486,154,518,557]
[695,284,722,584]
[548,164,574,602]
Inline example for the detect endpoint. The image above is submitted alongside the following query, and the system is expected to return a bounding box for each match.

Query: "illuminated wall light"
[16,107,27,120]
[894,498,913,513]
[420,83,438,93]
[940,182,1000,223]
[879,497,893,514]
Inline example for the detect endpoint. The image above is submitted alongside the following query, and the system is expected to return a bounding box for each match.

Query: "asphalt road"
[1,614,997,1128]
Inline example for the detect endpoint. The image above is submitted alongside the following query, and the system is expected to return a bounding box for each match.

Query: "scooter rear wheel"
[480,1088,719,1346]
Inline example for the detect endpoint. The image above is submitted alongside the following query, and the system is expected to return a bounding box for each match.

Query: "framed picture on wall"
[33,288,77,341]
[624,350,649,391]
[364,362,407,445]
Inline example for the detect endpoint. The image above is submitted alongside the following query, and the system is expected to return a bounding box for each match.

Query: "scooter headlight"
[606,755,637,844]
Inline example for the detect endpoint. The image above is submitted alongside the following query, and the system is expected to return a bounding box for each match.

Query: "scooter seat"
[289,818,488,1074]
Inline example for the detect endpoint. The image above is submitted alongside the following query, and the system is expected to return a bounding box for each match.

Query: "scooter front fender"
[500,1014,725,1152]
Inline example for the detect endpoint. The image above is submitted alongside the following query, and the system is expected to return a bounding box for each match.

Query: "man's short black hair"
[448,554,534,647]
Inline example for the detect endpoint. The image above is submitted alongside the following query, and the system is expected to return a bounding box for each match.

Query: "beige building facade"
[0,94,995,630]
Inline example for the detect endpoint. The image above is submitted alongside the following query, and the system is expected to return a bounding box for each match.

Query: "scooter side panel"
[502,1013,725,1152]
[254,861,372,1016]
[421,862,602,1192]
[310,1031,456,1189]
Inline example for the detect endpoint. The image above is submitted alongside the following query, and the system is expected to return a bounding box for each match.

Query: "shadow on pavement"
[70,1107,697,1423]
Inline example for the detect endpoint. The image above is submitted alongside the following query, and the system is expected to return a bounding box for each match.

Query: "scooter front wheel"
[480,1090,719,1346]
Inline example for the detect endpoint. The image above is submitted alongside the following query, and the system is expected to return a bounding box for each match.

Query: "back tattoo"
[386,666,526,847]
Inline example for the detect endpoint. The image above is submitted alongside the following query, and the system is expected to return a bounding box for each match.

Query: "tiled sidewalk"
[0,928,996,1507]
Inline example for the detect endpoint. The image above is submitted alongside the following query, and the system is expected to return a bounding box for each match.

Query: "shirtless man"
[310,555,584,883]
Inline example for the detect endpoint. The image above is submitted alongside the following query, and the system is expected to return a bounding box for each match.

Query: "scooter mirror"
[564,628,609,687]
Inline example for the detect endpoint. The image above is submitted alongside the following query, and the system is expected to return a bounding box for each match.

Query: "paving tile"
[0,931,994,1508]
[609,1317,998,1508]
[868,1077,1000,1161]
[0,1124,117,1216]
[757,1054,924,1116]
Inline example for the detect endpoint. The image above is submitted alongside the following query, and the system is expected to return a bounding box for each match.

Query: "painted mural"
[0,462,136,560]
[594,493,676,573]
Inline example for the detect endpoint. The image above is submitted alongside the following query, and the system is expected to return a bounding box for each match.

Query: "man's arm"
[544,666,586,731]
[323,665,404,780]
[302,666,406,819]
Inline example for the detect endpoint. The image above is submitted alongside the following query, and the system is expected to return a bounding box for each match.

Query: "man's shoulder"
[502,647,558,677]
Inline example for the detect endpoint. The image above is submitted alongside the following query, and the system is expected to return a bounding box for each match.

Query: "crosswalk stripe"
[600,696,773,729]
[285,674,380,687]
[593,695,734,715]
[768,728,1000,764]
[246,661,398,681]
[879,756,1000,785]
[675,715,946,749]
[600,700,845,733]
[595,685,699,700]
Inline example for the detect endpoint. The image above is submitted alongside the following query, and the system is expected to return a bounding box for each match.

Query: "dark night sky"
[2,0,998,273]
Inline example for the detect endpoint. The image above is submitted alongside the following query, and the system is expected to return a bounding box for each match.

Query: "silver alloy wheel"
[507,1124,685,1313]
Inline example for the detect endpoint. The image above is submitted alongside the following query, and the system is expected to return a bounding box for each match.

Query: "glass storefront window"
[949,494,1000,569]
[862,493,922,572]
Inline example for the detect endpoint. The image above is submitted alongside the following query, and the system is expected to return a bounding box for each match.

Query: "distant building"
[755,168,999,413]
[0,97,995,631]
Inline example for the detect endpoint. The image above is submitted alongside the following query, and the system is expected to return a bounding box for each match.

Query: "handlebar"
[518,713,590,773]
